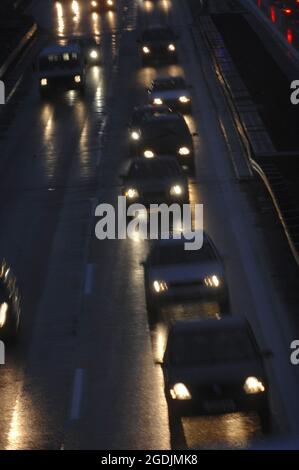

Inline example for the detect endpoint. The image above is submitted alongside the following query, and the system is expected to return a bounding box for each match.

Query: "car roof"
[170,317,249,336]
[128,156,183,176]
[151,231,210,248]
[144,113,184,124]
[142,26,174,33]
[39,43,81,57]
[152,76,186,84]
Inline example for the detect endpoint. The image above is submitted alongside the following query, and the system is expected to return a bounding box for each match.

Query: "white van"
[37,43,86,96]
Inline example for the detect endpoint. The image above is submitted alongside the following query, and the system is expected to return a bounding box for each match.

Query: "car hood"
[147,262,223,282]
[141,133,192,151]
[151,90,191,100]
[126,177,185,192]
[168,362,265,387]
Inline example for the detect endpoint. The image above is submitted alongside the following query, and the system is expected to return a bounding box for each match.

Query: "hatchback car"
[128,104,172,142]
[137,27,178,66]
[161,317,271,432]
[122,156,189,207]
[131,113,194,172]
[148,76,192,113]
[143,233,229,314]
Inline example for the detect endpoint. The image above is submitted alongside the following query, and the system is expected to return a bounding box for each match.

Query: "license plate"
[203,399,236,413]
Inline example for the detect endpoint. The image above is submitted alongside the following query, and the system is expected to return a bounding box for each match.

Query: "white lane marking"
[70,368,84,421]
[84,263,94,295]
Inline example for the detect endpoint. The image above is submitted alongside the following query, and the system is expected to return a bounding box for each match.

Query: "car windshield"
[128,159,181,179]
[142,29,174,41]
[143,118,188,139]
[153,78,186,91]
[39,52,80,71]
[170,329,256,366]
[150,241,215,265]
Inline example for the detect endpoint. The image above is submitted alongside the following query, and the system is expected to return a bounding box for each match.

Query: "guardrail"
[196,14,299,268]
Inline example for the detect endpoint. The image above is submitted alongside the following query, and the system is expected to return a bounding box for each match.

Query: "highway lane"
[0,0,298,450]
[0,0,130,449]
[63,0,287,449]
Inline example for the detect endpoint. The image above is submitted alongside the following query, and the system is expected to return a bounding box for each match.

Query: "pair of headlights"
[142,44,176,54]
[153,96,190,105]
[170,377,266,401]
[91,0,113,7]
[40,75,81,87]
[125,185,184,200]
[142,148,190,158]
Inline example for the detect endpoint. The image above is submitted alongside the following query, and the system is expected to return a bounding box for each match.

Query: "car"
[121,156,189,208]
[37,43,86,96]
[137,27,178,66]
[161,317,271,433]
[90,0,115,11]
[0,260,21,342]
[131,113,194,172]
[143,233,229,315]
[148,76,192,113]
[128,104,172,143]
[75,36,101,65]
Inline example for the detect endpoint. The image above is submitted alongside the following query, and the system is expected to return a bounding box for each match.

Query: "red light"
[271,6,276,23]
[287,28,293,44]
[282,8,293,15]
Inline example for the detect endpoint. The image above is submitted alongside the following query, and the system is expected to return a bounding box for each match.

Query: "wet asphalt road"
[0,0,298,450]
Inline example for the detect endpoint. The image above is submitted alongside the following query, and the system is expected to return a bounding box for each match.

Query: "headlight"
[170,383,191,400]
[74,75,81,83]
[41,78,48,87]
[153,280,168,293]
[244,377,265,394]
[125,188,139,199]
[0,302,8,328]
[170,185,183,196]
[204,275,221,287]
[179,96,190,103]
[144,150,155,159]
[178,147,190,156]
[91,1,97,6]
[168,43,176,51]
[143,46,151,54]
[90,50,98,59]
[131,131,140,141]
[107,0,113,5]
[153,98,163,105]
